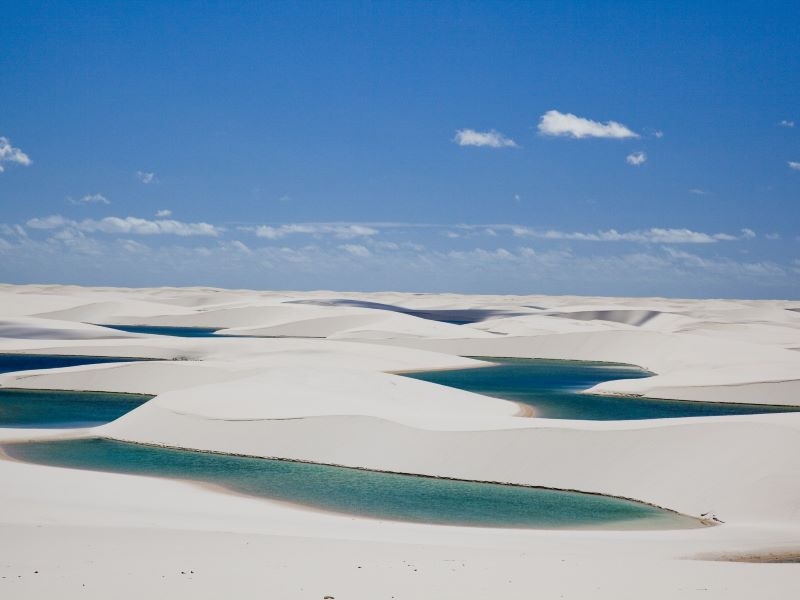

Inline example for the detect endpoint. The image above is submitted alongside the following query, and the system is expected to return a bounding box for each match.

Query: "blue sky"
[2,1,799,298]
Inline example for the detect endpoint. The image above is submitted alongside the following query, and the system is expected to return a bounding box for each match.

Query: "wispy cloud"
[779,120,795,128]
[0,136,32,173]
[156,209,172,218]
[26,214,221,236]
[229,240,251,254]
[25,215,69,229]
[538,110,638,139]
[453,129,518,148]
[252,223,379,240]
[788,161,800,171]
[689,188,708,195]
[511,226,745,244]
[1,224,793,296]
[136,171,157,184]
[662,247,785,277]
[626,151,647,166]
[119,239,150,254]
[0,223,27,238]
[70,193,110,205]
[448,247,514,261]
[339,244,371,257]
[228,220,766,248]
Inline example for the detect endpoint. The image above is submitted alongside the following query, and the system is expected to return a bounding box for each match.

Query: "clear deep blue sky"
[2,1,799,297]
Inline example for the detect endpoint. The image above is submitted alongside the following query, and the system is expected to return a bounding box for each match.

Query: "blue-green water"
[95,324,221,337]
[0,353,140,375]
[2,438,698,529]
[0,389,152,428]
[405,358,799,420]
[0,353,152,427]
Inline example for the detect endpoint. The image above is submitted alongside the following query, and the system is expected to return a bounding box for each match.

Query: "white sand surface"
[0,316,144,340]
[1,284,799,598]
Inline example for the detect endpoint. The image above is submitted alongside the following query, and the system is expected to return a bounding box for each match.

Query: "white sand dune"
[33,299,194,323]
[106,366,522,426]
[1,284,799,599]
[221,308,499,339]
[0,317,143,340]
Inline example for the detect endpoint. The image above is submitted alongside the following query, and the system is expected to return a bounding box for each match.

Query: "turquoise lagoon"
[3,438,700,530]
[0,353,151,427]
[0,389,152,428]
[94,324,221,337]
[405,358,798,420]
[0,352,140,375]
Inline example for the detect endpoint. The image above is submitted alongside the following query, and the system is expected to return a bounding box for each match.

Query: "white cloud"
[740,228,756,239]
[537,110,638,139]
[82,217,220,236]
[254,223,378,240]
[779,120,795,128]
[46,228,101,255]
[653,130,664,138]
[0,137,32,173]
[229,240,251,254]
[156,209,172,218]
[235,221,753,247]
[453,129,518,148]
[447,247,516,262]
[339,244,371,257]
[254,224,313,239]
[70,193,110,205]
[689,188,708,195]
[511,226,744,244]
[626,151,647,166]
[374,241,399,251]
[3,221,795,296]
[765,233,781,240]
[338,225,374,239]
[788,161,800,171]
[26,214,221,236]
[136,171,157,184]
[26,215,69,229]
